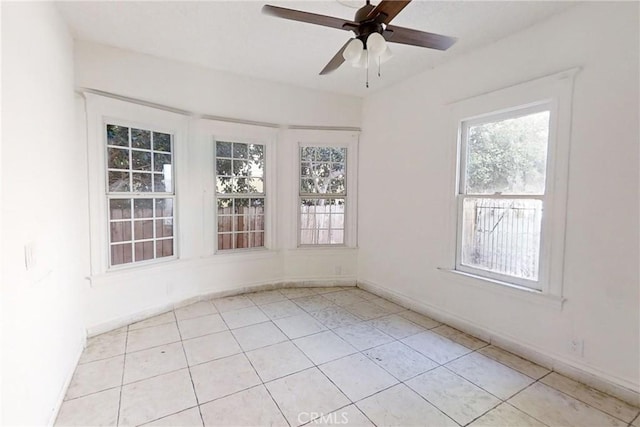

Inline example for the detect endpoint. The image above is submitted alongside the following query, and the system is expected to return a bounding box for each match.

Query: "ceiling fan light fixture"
[342,38,364,63]
[366,32,387,56]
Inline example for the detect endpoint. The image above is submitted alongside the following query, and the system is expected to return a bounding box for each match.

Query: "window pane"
[247,178,263,193]
[218,215,233,233]
[251,232,264,247]
[154,153,172,173]
[301,147,315,161]
[108,171,130,192]
[216,141,232,158]
[131,150,151,171]
[216,159,232,176]
[156,239,174,258]
[111,243,132,265]
[131,128,151,149]
[134,220,154,240]
[110,199,132,219]
[134,241,154,261]
[331,148,346,163]
[250,198,264,214]
[216,177,234,194]
[110,221,132,243]
[218,234,234,250]
[465,111,549,195]
[330,229,344,245]
[233,160,249,176]
[317,147,331,161]
[233,143,247,159]
[133,199,153,218]
[107,125,129,147]
[132,173,152,192]
[153,132,171,152]
[249,144,264,161]
[156,219,173,238]
[108,148,129,170]
[217,198,233,214]
[155,198,173,217]
[460,197,542,281]
[236,233,249,249]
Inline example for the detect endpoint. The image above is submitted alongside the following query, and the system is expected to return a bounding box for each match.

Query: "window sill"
[437,268,565,310]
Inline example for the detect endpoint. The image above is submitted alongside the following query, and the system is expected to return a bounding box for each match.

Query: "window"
[299,146,347,245]
[457,105,550,288]
[215,141,265,251]
[106,124,175,266]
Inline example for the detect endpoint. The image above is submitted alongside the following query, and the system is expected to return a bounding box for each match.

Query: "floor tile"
[129,311,176,331]
[123,342,187,384]
[212,295,255,312]
[468,402,546,427]
[293,330,358,365]
[127,322,181,353]
[407,367,500,425]
[313,287,349,295]
[367,314,425,339]
[344,288,376,300]
[333,322,394,351]
[323,290,368,307]
[231,322,288,351]
[291,295,335,312]
[368,298,405,313]
[142,407,203,426]
[178,314,227,339]
[266,368,350,426]
[247,290,287,305]
[633,414,640,426]
[190,353,261,404]
[319,353,398,401]
[342,300,392,320]
[279,287,319,299]
[541,372,639,422]
[446,352,534,399]
[432,324,488,350]
[65,355,124,400]
[273,312,327,339]
[478,345,550,379]
[120,369,197,426]
[402,330,472,364]
[55,388,120,426]
[363,341,438,381]
[182,330,242,366]
[259,300,305,320]
[356,383,457,427]
[310,404,375,426]
[509,382,626,427]
[246,341,313,382]
[200,385,287,427]
[174,301,217,321]
[220,306,269,329]
[79,330,127,364]
[310,306,362,329]
[397,310,441,329]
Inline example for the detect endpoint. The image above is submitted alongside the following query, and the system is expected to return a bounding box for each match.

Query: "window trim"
[455,103,551,289]
[85,93,189,275]
[444,68,579,299]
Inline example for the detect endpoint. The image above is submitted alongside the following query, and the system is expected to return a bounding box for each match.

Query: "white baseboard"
[48,329,86,426]
[357,279,640,407]
[86,277,355,337]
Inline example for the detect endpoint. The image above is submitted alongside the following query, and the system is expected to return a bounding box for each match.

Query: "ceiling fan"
[262,0,457,78]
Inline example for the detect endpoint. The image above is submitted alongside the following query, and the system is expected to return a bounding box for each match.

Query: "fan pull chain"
[378,56,381,77]
[366,49,369,88]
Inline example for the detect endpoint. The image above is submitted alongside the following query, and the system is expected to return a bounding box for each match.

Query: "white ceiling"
[56,1,575,97]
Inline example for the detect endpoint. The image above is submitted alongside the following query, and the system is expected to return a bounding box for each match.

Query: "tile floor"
[56,286,640,427]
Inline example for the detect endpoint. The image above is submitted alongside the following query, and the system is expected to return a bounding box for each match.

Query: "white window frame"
[456,103,551,289]
[445,68,578,299]
[196,119,277,255]
[288,130,359,249]
[85,93,189,275]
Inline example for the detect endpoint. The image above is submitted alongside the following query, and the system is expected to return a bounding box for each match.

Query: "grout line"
[115,325,129,426]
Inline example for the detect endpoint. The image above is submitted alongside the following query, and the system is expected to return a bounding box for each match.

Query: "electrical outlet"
[569,338,584,357]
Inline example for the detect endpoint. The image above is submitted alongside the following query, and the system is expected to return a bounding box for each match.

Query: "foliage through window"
[215,141,265,250]
[106,124,175,266]
[299,146,346,245]
[457,107,550,287]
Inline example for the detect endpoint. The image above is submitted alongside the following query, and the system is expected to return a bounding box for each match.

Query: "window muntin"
[215,141,265,251]
[106,124,175,266]
[299,146,346,245]
[457,107,550,287]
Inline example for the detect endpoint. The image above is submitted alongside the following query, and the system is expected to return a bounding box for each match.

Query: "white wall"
[75,43,363,334]
[1,3,89,425]
[358,2,639,397]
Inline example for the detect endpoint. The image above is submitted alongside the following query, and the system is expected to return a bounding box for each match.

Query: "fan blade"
[366,0,411,24]
[384,25,457,50]
[319,39,352,75]
[262,5,357,31]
